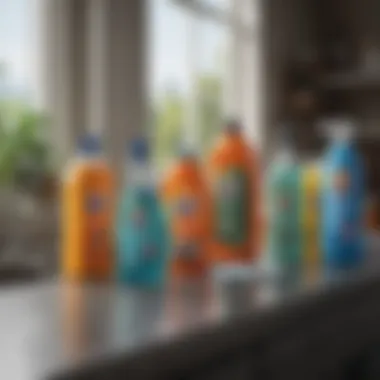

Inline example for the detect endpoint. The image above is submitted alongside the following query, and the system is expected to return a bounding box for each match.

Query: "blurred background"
[0,0,380,281]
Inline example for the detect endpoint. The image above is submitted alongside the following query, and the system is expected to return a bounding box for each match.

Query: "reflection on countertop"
[0,257,379,380]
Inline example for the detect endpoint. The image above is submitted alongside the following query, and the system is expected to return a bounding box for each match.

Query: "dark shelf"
[321,70,380,91]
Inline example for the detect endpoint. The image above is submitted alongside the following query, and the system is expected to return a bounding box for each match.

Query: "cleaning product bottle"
[321,119,365,271]
[266,130,302,276]
[62,135,114,281]
[116,138,169,287]
[162,148,211,279]
[301,161,322,275]
[208,119,260,263]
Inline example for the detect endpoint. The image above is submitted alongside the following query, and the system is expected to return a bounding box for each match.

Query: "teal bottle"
[321,120,365,272]
[267,134,302,276]
[116,138,169,287]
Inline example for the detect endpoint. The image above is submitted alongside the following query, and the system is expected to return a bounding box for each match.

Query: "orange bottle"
[162,150,211,278]
[208,120,260,263]
[62,135,114,281]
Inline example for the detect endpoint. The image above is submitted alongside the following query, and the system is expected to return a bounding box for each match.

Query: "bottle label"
[278,192,293,242]
[132,208,146,228]
[86,195,105,214]
[271,185,299,251]
[331,170,353,242]
[171,195,200,261]
[214,168,249,245]
[304,187,320,250]
[131,207,156,262]
[84,192,110,268]
[176,196,198,218]
[174,241,199,261]
[333,170,350,195]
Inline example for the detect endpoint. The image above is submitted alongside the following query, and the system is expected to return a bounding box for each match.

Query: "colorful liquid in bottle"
[322,122,365,271]
[301,162,321,275]
[116,138,169,287]
[208,120,260,263]
[162,151,211,278]
[62,135,114,281]
[266,145,302,275]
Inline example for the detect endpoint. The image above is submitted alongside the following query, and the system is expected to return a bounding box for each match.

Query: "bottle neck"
[76,152,104,164]
[332,136,352,145]
[278,152,295,166]
[224,129,242,139]
[129,160,154,188]
[328,122,354,143]
[276,143,296,164]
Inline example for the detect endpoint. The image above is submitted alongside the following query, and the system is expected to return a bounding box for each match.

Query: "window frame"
[172,0,264,148]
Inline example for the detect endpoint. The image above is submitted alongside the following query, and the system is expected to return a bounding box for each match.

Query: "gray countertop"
[0,262,378,380]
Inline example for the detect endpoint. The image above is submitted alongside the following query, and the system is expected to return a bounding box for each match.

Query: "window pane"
[0,0,51,191]
[195,21,229,156]
[149,0,189,171]
[0,0,40,107]
[149,0,230,170]
[0,0,55,264]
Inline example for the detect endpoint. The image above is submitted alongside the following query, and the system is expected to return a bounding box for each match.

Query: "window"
[0,0,56,273]
[0,0,52,195]
[150,0,263,172]
[149,0,189,170]
[0,0,41,106]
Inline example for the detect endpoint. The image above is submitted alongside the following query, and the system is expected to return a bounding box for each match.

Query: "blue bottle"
[116,138,169,287]
[322,120,365,272]
[266,131,302,277]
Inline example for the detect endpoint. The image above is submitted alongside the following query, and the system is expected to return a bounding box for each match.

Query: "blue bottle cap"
[78,134,102,155]
[130,137,149,162]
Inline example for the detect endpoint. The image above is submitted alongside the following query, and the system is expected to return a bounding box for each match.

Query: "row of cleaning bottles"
[61,118,365,286]
[267,119,364,276]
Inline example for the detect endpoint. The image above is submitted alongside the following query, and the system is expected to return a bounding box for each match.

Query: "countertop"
[1,263,380,380]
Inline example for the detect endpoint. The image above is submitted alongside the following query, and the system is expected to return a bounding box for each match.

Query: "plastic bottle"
[208,119,260,263]
[301,161,322,275]
[62,135,114,281]
[266,131,302,276]
[162,148,211,279]
[321,119,365,271]
[116,138,169,287]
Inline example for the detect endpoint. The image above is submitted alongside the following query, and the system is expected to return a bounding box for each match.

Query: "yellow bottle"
[302,162,321,276]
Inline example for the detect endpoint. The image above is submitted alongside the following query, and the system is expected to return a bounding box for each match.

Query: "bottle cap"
[78,134,102,155]
[319,117,356,141]
[224,118,242,134]
[130,137,149,162]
